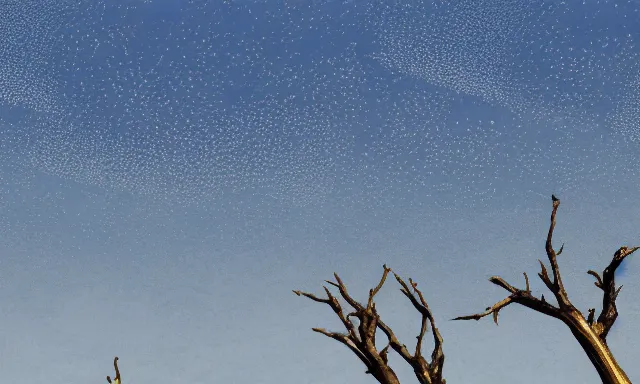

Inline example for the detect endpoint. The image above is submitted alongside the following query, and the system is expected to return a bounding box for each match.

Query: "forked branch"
[294,265,446,384]
[454,195,574,325]
[453,275,561,324]
[543,194,571,308]
[587,246,639,341]
[390,274,445,384]
[453,195,636,384]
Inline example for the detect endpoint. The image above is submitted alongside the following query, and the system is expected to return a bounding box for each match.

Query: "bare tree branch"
[392,274,445,383]
[453,275,562,324]
[295,265,446,384]
[453,296,513,324]
[294,266,399,384]
[588,246,640,341]
[544,195,572,308]
[537,259,554,292]
[455,195,635,384]
[311,328,372,369]
[293,286,358,341]
[587,270,604,289]
[455,197,575,326]
[296,195,635,384]
[369,266,393,308]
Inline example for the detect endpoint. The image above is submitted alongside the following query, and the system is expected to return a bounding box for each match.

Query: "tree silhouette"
[295,196,636,383]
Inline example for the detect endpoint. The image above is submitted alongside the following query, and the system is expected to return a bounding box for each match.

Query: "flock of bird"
[1,0,639,245]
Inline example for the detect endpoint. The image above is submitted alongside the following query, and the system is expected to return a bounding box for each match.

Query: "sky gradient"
[1,0,640,383]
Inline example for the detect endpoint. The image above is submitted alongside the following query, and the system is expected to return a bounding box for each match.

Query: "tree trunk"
[563,311,631,384]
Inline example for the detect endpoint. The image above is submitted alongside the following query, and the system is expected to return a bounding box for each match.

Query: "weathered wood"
[295,265,446,384]
[455,196,635,384]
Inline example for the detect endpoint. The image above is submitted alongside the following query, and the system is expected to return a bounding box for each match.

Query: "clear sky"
[1,0,640,383]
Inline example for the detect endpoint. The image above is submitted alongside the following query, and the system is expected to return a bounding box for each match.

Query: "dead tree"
[294,265,446,384]
[454,195,636,384]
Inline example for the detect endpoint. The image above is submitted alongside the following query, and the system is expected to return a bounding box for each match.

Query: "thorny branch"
[294,265,446,384]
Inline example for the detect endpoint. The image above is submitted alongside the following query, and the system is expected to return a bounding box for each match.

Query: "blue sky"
[1,0,640,383]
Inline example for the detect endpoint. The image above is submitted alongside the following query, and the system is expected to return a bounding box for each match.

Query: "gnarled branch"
[295,265,446,384]
[454,196,576,325]
[392,274,445,383]
[587,270,604,289]
[544,194,572,308]
[588,246,639,341]
[454,195,635,384]
[453,276,561,324]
